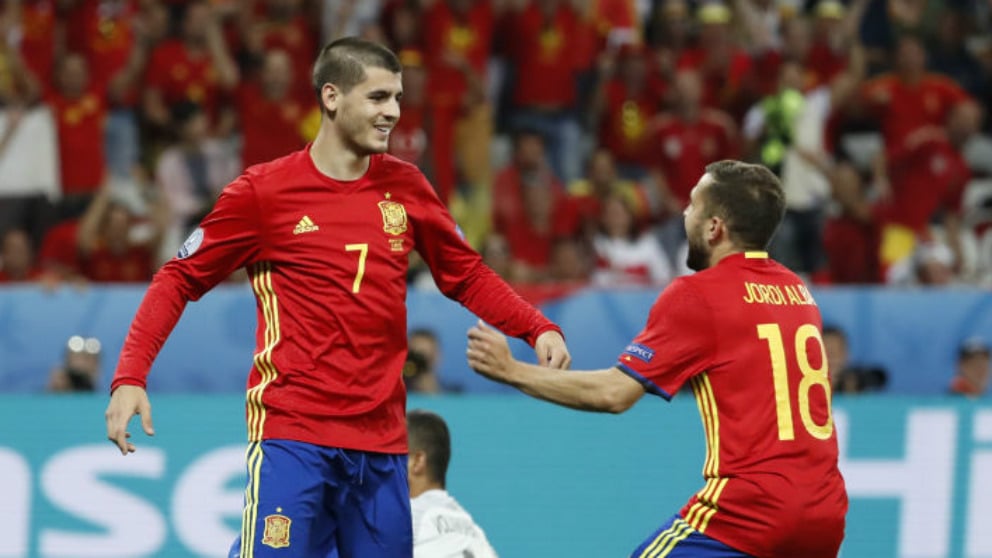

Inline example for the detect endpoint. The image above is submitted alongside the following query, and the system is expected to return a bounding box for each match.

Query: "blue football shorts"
[630,515,753,558]
[228,439,412,558]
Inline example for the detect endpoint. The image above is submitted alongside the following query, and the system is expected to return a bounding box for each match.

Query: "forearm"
[111,267,192,391]
[448,261,560,345]
[506,363,634,413]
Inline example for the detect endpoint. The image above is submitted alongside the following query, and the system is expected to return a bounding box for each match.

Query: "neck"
[408,477,443,499]
[707,243,742,268]
[311,124,371,181]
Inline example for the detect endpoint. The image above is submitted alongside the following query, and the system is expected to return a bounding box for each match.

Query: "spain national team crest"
[261,514,291,549]
[378,196,408,236]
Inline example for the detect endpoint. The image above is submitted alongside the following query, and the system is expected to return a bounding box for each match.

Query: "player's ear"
[705,215,723,243]
[321,83,340,115]
[409,450,427,474]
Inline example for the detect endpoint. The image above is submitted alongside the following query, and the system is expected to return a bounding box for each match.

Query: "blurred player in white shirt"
[407,409,498,558]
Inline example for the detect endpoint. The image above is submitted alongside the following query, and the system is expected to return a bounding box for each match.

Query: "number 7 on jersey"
[345,243,368,293]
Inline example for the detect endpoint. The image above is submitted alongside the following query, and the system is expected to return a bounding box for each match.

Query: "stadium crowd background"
[0,0,990,396]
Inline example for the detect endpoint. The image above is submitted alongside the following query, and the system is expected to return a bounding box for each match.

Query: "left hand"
[535,329,571,369]
[467,321,517,384]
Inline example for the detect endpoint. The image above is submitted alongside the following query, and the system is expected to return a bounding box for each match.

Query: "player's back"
[678,252,847,558]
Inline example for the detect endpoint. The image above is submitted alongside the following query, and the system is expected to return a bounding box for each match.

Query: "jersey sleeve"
[411,172,561,346]
[110,176,263,391]
[616,278,716,400]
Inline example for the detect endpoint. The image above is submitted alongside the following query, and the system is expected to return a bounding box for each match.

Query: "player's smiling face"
[684,174,714,272]
[335,66,403,155]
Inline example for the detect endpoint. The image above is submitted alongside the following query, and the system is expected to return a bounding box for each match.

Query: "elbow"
[600,389,637,414]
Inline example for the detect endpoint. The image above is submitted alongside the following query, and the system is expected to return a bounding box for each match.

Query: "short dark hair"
[821,325,847,342]
[407,409,451,487]
[702,160,786,250]
[312,37,401,102]
[409,327,439,344]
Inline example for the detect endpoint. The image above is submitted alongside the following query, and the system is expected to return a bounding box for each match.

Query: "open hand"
[105,385,155,455]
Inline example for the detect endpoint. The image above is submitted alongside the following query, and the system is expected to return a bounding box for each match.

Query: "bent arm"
[513,364,646,413]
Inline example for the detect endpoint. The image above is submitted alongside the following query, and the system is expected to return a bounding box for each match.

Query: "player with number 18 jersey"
[617,251,848,558]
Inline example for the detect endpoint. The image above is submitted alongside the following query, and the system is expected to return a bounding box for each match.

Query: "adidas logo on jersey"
[293,216,319,235]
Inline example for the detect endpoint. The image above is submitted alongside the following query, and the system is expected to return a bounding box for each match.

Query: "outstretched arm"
[467,321,644,413]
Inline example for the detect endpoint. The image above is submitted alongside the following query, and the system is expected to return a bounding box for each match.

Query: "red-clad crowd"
[1,0,991,296]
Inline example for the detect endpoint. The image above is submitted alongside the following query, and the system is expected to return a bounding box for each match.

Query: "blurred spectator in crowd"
[492,129,579,281]
[156,101,239,260]
[822,162,881,283]
[875,101,980,280]
[323,0,382,45]
[746,47,864,277]
[0,228,42,282]
[886,240,959,286]
[591,195,672,287]
[651,69,736,259]
[76,181,167,282]
[406,328,456,394]
[236,48,310,167]
[950,336,990,397]
[407,409,497,558]
[590,43,667,179]
[45,53,108,219]
[47,335,101,392]
[644,0,692,67]
[479,232,515,281]
[0,30,59,249]
[505,0,590,183]
[8,0,60,85]
[569,148,663,240]
[388,48,432,175]
[652,69,737,212]
[676,2,756,120]
[860,33,971,158]
[379,0,422,52]
[66,0,164,179]
[423,0,494,204]
[823,324,888,394]
[548,236,592,284]
[237,0,319,102]
[142,0,239,138]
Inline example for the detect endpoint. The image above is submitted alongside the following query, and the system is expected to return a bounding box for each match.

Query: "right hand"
[105,385,155,456]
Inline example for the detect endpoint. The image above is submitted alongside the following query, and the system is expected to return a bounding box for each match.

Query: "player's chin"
[365,136,390,154]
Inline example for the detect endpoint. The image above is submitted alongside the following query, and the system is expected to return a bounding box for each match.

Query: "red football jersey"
[112,150,560,453]
[861,74,970,151]
[617,252,847,557]
[878,137,970,233]
[652,111,737,205]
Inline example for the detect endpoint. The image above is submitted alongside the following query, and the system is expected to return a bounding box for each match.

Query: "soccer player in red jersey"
[104,37,570,558]
[468,160,848,558]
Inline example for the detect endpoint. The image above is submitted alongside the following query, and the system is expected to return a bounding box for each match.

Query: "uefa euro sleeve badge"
[261,513,292,549]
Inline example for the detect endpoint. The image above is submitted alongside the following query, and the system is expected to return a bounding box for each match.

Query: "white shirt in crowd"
[411,489,498,558]
[591,233,674,287]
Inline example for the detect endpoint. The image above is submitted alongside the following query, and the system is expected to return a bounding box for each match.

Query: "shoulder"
[374,152,424,177]
[242,148,309,186]
[372,153,434,192]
